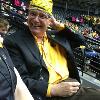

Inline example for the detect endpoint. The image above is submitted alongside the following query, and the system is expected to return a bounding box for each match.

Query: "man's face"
[0,27,7,37]
[27,9,50,35]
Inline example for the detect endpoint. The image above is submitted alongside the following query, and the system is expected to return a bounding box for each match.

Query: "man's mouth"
[32,25,42,29]
[34,25,41,27]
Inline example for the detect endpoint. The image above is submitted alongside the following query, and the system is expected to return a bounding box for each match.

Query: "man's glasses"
[28,10,49,19]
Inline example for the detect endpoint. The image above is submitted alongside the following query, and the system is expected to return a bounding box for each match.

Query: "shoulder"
[4,27,30,40]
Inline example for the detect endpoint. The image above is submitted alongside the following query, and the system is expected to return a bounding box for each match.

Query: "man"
[0,17,34,100]
[4,0,100,100]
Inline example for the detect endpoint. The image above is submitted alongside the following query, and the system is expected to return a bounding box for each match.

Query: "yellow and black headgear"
[29,0,53,16]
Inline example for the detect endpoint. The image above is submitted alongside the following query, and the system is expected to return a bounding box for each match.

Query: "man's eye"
[39,14,47,19]
[39,15,45,18]
[30,12,37,16]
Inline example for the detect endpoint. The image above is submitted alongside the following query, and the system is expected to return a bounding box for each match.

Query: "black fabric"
[4,28,86,99]
[0,47,17,100]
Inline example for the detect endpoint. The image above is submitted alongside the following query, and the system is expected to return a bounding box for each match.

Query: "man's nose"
[34,15,40,22]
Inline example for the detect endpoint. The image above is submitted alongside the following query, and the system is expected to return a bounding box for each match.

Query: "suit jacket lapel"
[23,35,40,60]
[22,34,46,68]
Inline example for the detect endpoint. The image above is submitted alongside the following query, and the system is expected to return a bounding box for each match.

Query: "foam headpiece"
[29,0,53,15]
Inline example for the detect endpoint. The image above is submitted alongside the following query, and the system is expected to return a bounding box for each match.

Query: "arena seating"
[53,6,100,88]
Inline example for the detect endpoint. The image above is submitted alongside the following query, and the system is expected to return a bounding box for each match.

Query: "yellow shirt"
[35,35,69,96]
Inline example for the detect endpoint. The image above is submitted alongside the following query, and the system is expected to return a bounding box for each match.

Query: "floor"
[79,70,100,89]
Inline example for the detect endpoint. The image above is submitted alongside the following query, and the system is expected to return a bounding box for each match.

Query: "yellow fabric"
[46,83,52,97]
[92,32,97,37]
[80,45,85,49]
[30,0,53,15]
[56,23,65,31]
[35,34,69,96]
[0,36,3,48]
[0,42,3,48]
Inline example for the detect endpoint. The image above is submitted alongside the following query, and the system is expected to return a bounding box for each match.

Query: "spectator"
[0,17,34,100]
[4,0,100,100]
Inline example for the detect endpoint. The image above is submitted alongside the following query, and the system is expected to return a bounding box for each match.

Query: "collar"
[34,32,48,44]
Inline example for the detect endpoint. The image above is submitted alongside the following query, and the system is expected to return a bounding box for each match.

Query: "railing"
[74,36,100,80]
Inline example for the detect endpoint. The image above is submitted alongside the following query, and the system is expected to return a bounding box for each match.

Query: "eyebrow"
[29,9,47,14]
[29,5,46,11]
[29,9,51,18]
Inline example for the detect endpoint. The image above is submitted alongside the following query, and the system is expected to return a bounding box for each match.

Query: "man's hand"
[49,16,64,30]
[51,81,80,97]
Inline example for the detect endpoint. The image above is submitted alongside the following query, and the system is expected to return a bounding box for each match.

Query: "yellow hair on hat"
[30,0,53,15]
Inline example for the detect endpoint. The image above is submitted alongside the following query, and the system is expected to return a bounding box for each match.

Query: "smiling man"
[28,9,50,42]
[4,0,100,100]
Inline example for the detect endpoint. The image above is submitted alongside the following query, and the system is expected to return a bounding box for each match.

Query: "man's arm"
[49,16,86,47]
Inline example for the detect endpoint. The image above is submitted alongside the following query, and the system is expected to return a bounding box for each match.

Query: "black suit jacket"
[4,27,86,100]
[0,47,16,100]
